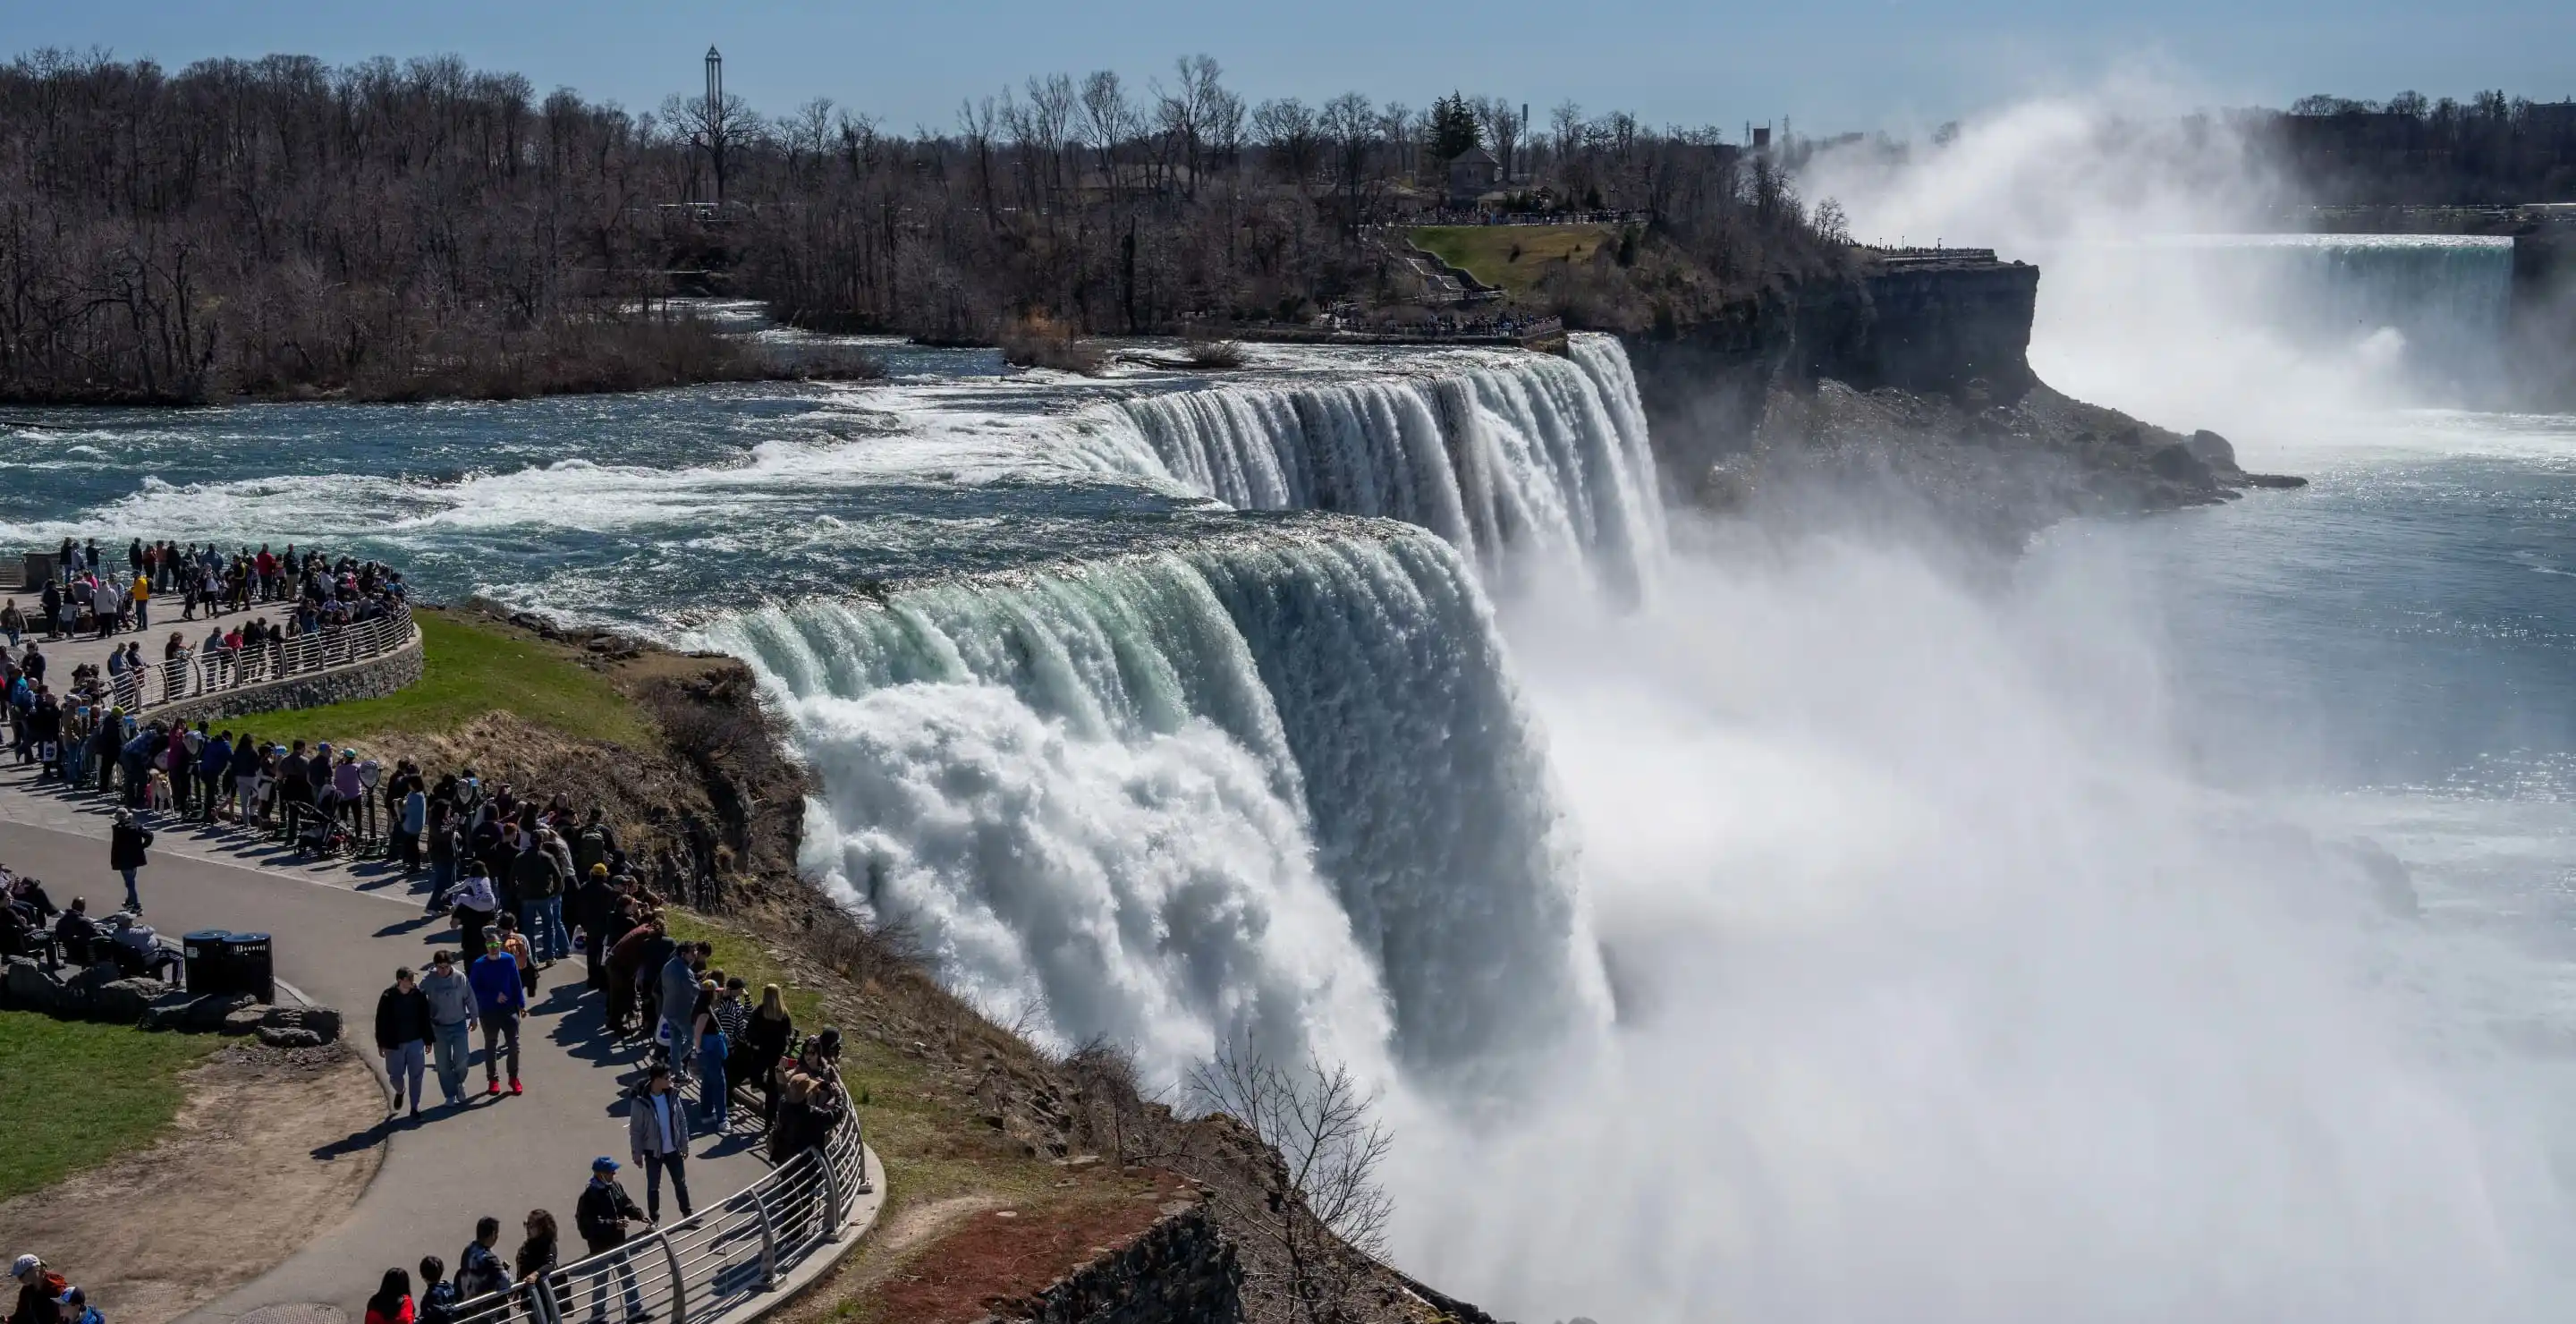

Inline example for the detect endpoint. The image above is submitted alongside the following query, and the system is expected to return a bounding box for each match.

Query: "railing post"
[820,1135,843,1239]
[751,1185,779,1289]
[658,1231,689,1324]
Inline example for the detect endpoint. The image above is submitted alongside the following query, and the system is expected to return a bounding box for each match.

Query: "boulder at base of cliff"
[2148,442,2217,488]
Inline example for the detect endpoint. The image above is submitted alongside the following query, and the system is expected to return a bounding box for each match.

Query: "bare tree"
[1474,97,1523,182]
[1187,1047,1394,1324]
[1079,69,1131,191]
[658,84,757,204]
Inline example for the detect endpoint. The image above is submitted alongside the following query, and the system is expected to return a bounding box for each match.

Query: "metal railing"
[107,603,416,713]
[449,1105,869,1324]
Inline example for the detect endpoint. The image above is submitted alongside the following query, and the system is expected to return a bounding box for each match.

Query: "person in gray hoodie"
[655,943,708,1062]
[419,949,479,1107]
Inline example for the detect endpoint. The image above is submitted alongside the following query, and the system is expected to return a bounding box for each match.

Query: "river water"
[4,242,2572,1320]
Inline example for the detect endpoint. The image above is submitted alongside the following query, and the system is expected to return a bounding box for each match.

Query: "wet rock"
[2186,429,2240,472]
[2243,473,2309,488]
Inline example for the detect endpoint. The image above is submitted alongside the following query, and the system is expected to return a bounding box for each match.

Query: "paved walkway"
[0,768,773,1324]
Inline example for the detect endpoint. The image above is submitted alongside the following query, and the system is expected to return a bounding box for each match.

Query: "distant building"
[1446,146,1500,207]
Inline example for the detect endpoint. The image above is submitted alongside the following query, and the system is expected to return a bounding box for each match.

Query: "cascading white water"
[1103,332,1665,597]
[694,522,1606,1088]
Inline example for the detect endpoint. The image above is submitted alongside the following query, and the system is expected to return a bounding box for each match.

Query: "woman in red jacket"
[362,1268,413,1324]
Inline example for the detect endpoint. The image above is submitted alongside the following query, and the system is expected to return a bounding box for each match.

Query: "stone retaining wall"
[154,626,423,726]
[980,1205,1241,1324]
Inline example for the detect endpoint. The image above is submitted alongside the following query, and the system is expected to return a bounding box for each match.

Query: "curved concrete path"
[0,768,793,1324]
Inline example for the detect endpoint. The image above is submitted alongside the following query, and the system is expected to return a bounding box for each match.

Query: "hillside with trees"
[0,48,1845,403]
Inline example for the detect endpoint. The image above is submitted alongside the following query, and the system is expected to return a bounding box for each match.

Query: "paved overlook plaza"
[0,748,880,1324]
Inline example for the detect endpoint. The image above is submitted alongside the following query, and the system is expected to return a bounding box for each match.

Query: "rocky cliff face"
[1620,253,2301,539]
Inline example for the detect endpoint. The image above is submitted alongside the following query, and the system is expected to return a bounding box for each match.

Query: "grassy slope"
[1411,224,1617,296]
[0,1011,223,1200]
[223,608,650,750]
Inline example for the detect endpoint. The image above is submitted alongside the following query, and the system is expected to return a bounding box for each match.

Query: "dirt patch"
[862,1174,1199,1324]
[0,1042,385,1324]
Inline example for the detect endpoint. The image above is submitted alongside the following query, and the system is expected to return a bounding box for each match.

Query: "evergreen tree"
[1429,92,1482,161]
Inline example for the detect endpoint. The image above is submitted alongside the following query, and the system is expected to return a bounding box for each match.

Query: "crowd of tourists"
[0,542,410,745]
[2,539,411,640]
[2,547,844,1324]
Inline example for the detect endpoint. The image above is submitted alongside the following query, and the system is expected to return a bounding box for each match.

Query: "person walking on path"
[626,1064,694,1222]
[375,966,434,1119]
[420,951,478,1107]
[108,809,151,912]
[572,1158,648,1324]
[363,1268,414,1324]
[468,938,526,1097]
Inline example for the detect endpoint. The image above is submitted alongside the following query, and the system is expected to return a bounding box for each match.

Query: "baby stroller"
[294,807,354,859]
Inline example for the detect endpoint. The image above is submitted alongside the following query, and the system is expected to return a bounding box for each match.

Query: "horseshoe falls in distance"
[699,334,1660,1087]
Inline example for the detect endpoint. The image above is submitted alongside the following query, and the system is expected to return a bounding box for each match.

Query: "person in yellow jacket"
[130,573,150,630]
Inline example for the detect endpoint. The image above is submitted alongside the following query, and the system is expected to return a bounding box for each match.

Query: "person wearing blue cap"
[573,1156,649,1324]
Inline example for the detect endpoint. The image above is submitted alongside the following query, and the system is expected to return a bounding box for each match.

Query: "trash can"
[219,932,275,1004]
[182,929,233,994]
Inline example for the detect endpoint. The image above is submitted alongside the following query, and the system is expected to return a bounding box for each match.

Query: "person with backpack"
[454,1218,510,1302]
[7,1256,67,1324]
[572,1158,648,1324]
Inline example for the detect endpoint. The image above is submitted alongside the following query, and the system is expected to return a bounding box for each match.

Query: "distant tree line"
[0,48,1843,402]
[2262,91,2576,205]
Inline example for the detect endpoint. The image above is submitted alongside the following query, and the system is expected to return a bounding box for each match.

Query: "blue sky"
[6,0,2571,137]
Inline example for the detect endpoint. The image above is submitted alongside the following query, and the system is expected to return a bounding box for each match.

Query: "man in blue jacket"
[468,938,527,1097]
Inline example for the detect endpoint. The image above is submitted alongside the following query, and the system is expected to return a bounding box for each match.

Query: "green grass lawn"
[0,1011,224,1201]
[225,609,650,750]
[1411,224,1619,296]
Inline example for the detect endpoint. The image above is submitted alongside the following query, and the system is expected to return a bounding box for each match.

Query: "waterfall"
[694,520,1605,1086]
[1104,332,1664,597]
